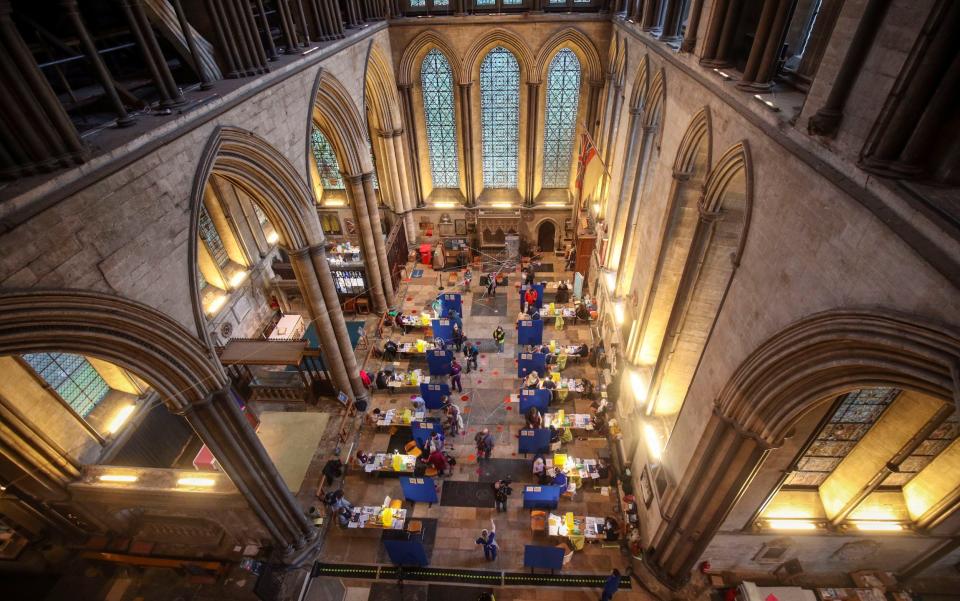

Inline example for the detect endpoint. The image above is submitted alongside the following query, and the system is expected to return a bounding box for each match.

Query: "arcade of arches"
[0,1,959,600]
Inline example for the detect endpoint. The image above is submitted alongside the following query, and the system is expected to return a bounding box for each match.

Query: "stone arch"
[398,30,464,87]
[533,217,560,252]
[462,28,535,84]
[0,290,225,412]
[673,107,712,175]
[628,54,650,111]
[365,43,403,133]
[609,33,628,88]
[533,27,604,86]
[643,68,666,129]
[310,69,370,176]
[649,309,960,583]
[700,141,752,264]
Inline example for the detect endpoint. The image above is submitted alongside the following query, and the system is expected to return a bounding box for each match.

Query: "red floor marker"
[479,368,484,372]
[512,452,517,456]
[460,395,469,402]
[493,370,499,375]
[411,309,418,313]
[468,454,476,462]
[477,380,482,384]
[505,406,512,411]
[406,297,413,301]
[481,355,487,359]
[496,426,503,431]
[504,396,510,403]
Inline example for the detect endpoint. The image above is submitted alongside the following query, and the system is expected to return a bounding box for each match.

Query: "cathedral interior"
[0,0,958,600]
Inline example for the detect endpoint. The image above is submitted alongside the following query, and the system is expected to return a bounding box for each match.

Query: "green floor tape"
[311,563,631,589]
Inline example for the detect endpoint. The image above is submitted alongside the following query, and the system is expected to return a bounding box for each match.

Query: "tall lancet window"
[311,128,345,190]
[542,48,581,188]
[480,46,520,189]
[421,49,459,189]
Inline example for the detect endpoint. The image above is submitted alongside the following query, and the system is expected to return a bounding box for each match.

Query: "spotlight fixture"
[177,477,217,488]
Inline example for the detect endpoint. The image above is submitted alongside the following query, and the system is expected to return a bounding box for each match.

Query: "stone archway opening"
[537,220,557,252]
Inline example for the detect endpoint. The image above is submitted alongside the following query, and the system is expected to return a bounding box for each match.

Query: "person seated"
[383,339,399,361]
[532,454,546,483]
[426,431,444,454]
[525,371,541,389]
[549,425,560,443]
[604,516,620,541]
[427,448,450,476]
[576,343,590,358]
[395,310,409,334]
[575,303,590,323]
[529,307,541,321]
[558,426,574,444]
[411,396,426,412]
[525,406,542,429]
[322,456,344,483]
[365,407,382,427]
[375,369,390,389]
[555,281,570,304]
[552,468,568,489]
[355,450,371,465]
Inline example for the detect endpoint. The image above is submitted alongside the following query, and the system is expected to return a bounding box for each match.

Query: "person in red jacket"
[524,286,539,312]
[427,449,450,476]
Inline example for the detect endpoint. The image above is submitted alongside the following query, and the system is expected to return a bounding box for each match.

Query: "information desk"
[362,453,417,474]
[545,456,603,483]
[523,544,565,571]
[380,370,435,392]
[346,505,407,530]
[546,513,606,546]
[543,412,593,432]
[512,389,552,413]
[518,428,552,454]
[397,341,438,356]
[375,409,425,428]
[522,485,562,509]
[397,314,433,330]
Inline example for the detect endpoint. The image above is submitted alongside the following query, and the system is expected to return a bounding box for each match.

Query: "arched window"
[22,353,110,418]
[480,46,520,189]
[311,128,344,190]
[421,49,459,189]
[542,48,582,188]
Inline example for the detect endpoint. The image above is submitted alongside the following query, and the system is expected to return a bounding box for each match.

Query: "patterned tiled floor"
[319,259,627,576]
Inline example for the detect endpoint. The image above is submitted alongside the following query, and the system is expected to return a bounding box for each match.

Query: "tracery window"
[22,353,110,418]
[198,203,228,268]
[421,49,459,189]
[311,128,345,190]
[542,48,581,188]
[480,46,520,189]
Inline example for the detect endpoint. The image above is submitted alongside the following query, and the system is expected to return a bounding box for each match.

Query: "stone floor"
[317,257,627,575]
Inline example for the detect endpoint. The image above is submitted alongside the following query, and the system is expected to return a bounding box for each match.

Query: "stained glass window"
[421,49,459,189]
[198,203,228,268]
[542,48,581,188]
[784,388,899,487]
[311,128,345,190]
[480,46,520,189]
[22,353,111,418]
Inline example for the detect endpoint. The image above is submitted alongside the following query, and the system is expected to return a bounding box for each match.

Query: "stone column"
[585,80,604,139]
[524,81,540,206]
[808,0,892,136]
[640,0,661,31]
[389,130,418,240]
[597,86,624,221]
[180,389,318,563]
[379,129,404,215]
[309,245,370,403]
[123,0,185,105]
[736,0,794,91]
[252,0,279,59]
[345,174,388,312]
[647,410,770,585]
[287,247,353,397]
[789,0,843,89]
[457,82,477,206]
[659,0,685,43]
[398,85,425,207]
[362,172,396,304]
[604,110,642,270]
[615,124,655,296]
[274,0,300,51]
[679,0,705,52]
[699,0,740,67]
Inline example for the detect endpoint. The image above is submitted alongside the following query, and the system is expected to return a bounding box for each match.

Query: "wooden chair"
[424,467,438,477]
[356,298,370,315]
[342,299,357,314]
[530,511,546,532]
[407,520,423,535]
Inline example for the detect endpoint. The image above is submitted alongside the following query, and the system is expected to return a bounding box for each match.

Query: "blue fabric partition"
[400,477,439,504]
[431,318,455,342]
[523,544,565,570]
[519,283,546,309]
[427,349,454,375]
[412,420,442,447]
[420,383,450,409]
[517,319,544,345]
[518,427,551,454]
[383,539,430,567]
[519,389,552,413]
[518,352,547,378]
[522,486,562,510]
[440,293,462,316]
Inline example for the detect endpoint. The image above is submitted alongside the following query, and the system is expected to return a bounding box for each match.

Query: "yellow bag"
[401,409,412,424]
[549,340,556,353]
[392,453,404,472]
[554,453,567,468]
[381,507,393,528]
[416,339,425,352]
[557,409,565,425]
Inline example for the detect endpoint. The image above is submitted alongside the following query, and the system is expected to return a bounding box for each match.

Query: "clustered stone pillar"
[362,172,396,302]
[0,0,86,178]
[398,84,425,207]
[787,0,843,90]
[640,0,662,31]
[172,0,218,83]
[310,0,346,40]
[585,80,603,139]
[605,108,643,271]
[808,0,892,136]
[659,0,686,43]
[342,0,364,28]
[180,389,318,562]
[735,0,794,91]
[699,0,741,68]
[381,129,417,240]
[121,0,187,106]
[346,174,389,312]
[524,81,541,206]
[457,82,477,206]
[596,73,623,218]
[860,0,960,183]
[614,124,656,296]
[679,0,705,52]
[204,0,271,74]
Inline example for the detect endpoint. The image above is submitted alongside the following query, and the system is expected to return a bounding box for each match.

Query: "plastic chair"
[424,467,438,477]
[390,499,403,509]
[530,511,546,532]
[404,441,422,458]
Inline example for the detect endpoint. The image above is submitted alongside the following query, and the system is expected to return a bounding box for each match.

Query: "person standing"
[486,274,498,297]
[446,403,463,436]
[493,325,506,353]
[601,569,621,601]
[524,286,539,313]
[465,340,479,372]
[452,324,464,352]
[450,360,463,392]
[492,478,512,512]
[475,519,498,561]
[475,427,494,460]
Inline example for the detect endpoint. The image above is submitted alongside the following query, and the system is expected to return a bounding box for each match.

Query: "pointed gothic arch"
[533,27,604,85]
[462,28,535,84]
[398,30,464,87]
[310,69,371,176]
[629,54,650,111]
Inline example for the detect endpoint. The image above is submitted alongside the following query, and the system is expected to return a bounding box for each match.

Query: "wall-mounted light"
[223,260,249,289]
[643,422,664,461]
[202,286,228,316]
[433,201,456,208]
[491,202,513,209]
[853,521,904,532]
[265,229,279,245]
[592,202,601,215]
[177,477,217,488]
[99,474,138,483]
[753,94,780,112]
[106,405,136,434]
[323,199,346,207]
[629,368,651,405]
[603,270,616,294]
[767,519,818,531]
